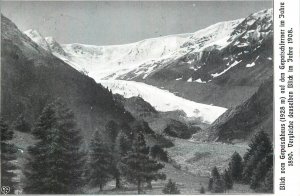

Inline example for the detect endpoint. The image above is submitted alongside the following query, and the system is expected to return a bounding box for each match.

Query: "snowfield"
[24,9,272,83]
[99,80,227,123]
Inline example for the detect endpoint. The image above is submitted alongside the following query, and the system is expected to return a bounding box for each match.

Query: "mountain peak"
[24,29,51,51]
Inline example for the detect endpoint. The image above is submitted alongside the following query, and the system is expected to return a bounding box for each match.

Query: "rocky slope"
[114,94,199,139]
[192,76,273,142]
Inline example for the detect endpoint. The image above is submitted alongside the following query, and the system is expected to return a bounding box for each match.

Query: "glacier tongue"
[99,80,227,124]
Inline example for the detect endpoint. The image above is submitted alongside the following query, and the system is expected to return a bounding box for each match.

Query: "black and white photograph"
[1,0,291,194]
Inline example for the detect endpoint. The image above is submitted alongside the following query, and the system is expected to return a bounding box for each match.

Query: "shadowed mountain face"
[1,15,134,139]
[192,76,273,142]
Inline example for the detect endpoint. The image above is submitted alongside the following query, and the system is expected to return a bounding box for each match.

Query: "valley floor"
[11,131,251,194]
[87,138,250,194]
[167,138,248,176]
[86,164,253,195]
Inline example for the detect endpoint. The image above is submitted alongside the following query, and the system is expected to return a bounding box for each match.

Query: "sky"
[1,1,272,45]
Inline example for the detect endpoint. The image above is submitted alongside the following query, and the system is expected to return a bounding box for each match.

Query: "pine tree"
[88,131,112,191]
[228,152,243,182]
[242,131,273,183]
[162,179,180,194]
[260,166,273,193]
[105,120,122,189]
[105,120,119,144]
[110,130,132,189]
[214,177,225,193]
[208,177,213,191]
[23,100,86,194]
[150,145,169,162]
[0,117,18,193]
[210,167,225,193]
[200,185,205,194]
[118,132,165,194]
[12,114,31,133]
[223,169,233,190]
[211,166,220,181]
[115,130,132,157]
[250,153,273,191]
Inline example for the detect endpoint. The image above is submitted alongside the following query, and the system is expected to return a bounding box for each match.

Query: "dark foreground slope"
[1,15,133,139]
[193,76,273,142]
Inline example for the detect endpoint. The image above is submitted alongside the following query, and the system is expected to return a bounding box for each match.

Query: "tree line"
[1,99,274,194]
[1,100,167,194]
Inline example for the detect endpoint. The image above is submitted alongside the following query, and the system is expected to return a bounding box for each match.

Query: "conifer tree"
[105,120,119,144]
[110,130,132,189]
[211,166,220,181]
[105,120,122,189]
[115,130,131,157]
[150,145,169,162]
[200,185,205,194]
[228,152,243,182]
[88,131,112,191]
[250,153,273,191]
[208,177,213,191]
[223,169,233,190]
[260,166,273,193]
[0,117,18,193]
[23,100,86,194]
[214,177,225,193]
[118,132,165,194]
[242,131,272,183]
[210,167,225,193]
[162,179,180,194]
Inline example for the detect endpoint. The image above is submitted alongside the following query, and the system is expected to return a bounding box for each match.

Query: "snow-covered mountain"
[24,9,272,85]
[23,18,245,81]
[99,80,226,123]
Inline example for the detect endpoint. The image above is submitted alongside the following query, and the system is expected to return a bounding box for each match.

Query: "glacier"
[99,80,227,123]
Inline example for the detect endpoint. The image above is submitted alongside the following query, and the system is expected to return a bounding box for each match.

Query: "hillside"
[114,94,200,139]
[1,15,134,140]
[192,76,273,142]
